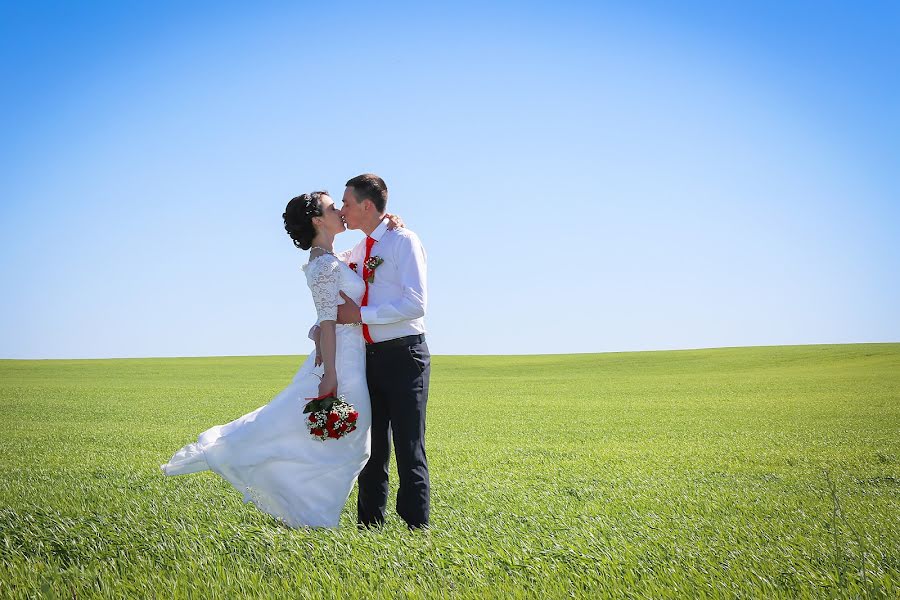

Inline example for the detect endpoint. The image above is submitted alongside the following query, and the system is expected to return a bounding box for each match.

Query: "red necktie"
[360,236,375,344]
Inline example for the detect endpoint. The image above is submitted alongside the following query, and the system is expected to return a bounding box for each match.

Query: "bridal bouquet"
[303,393,359,441]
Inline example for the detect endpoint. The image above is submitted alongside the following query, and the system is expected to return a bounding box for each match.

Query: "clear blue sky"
[1,1,898,359]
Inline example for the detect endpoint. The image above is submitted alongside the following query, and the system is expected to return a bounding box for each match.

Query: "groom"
[337,174,431,529]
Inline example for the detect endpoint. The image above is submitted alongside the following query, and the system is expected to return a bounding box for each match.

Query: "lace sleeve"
[306,256,341,324]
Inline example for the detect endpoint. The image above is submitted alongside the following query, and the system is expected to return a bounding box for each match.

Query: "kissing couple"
[161,173,431,529]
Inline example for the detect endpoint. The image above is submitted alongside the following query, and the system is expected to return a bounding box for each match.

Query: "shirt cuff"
[360,306,376,324]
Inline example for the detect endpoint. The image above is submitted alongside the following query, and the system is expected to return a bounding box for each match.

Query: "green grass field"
[1,344,898,598]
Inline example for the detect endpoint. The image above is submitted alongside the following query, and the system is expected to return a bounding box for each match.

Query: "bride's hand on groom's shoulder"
[385,213,404,230]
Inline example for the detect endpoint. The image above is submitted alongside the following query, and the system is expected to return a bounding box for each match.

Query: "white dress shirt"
[347,218,427,343]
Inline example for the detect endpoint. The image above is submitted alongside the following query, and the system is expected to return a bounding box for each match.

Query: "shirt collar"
[369,217,389,242]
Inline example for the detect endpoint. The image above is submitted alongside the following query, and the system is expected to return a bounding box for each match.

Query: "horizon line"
[2,341,898,362]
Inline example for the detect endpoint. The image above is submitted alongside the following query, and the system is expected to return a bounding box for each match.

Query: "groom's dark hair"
[346,174,388,213]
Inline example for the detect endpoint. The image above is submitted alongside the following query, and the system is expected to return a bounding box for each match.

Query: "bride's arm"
[317,321,337,396]
[308,257,341,396]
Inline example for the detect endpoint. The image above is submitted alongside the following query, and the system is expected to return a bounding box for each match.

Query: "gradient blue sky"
[1,1,898,359]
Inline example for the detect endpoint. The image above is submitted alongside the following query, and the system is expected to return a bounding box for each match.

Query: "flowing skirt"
[160,326,371,528]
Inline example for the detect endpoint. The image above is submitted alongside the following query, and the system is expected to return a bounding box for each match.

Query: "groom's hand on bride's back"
[337,292,362,325]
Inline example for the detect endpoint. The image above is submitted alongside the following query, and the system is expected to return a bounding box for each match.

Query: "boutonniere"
[364,256,384,283]
[348,262,358,273]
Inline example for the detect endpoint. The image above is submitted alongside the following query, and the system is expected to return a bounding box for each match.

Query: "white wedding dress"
[160,254,371,528]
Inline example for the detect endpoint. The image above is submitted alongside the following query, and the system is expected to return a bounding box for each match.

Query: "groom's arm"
[337,234,426,325]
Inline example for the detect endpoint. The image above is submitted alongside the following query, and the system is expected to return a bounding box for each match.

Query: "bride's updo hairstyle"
[283,191,328,250]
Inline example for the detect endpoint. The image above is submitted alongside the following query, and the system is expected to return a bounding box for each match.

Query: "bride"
[160,190,380,528]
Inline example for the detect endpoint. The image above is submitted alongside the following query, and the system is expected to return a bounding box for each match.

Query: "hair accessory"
[303,194,318,216]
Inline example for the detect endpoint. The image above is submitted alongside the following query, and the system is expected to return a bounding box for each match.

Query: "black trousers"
[357,336,431,528]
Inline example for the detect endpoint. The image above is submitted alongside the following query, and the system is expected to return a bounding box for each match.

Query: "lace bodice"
[302,253,365,325]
